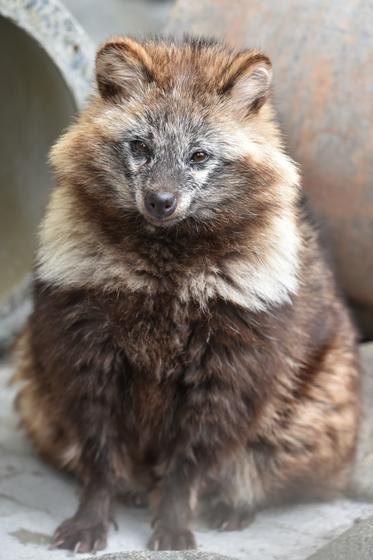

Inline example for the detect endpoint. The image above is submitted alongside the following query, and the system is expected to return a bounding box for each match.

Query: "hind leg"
[206,337,360,532]
[204,449,264,532]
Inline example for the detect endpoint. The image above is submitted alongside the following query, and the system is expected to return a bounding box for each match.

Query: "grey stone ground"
[1,344,373,560]
[90,554,234,560]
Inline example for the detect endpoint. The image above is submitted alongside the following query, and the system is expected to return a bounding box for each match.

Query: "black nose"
[144,191,177,220]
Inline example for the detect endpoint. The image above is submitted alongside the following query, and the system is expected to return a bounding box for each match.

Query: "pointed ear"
[96,37,154,100]
[220,51,272,116]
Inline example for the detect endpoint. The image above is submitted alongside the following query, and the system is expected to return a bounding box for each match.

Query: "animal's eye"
[190,150,209,164]
[130,140,151,162]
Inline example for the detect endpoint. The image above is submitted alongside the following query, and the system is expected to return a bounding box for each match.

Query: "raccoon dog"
[15,36,360,552]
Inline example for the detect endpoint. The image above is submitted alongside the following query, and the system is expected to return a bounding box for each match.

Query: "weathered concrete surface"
[351,343,373,498]
[305,516,373,560]
[0,0,94,349]
[89,554,235,560]
[167,0,373,326]
[0,279,31,357]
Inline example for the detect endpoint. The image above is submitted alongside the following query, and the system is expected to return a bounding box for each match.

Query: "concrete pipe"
[0,0,94,350]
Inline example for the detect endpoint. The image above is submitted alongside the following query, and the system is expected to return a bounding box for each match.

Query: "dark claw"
[52,517,108,553]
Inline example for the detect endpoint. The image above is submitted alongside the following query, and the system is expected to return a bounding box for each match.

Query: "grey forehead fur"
[118,105,227,194]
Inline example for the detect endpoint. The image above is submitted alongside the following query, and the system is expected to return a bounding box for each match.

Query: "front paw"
[52,517,108,553]
[148,526,197,551]
[208,502,255,531]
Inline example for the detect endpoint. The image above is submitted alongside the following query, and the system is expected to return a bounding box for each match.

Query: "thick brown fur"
[14,36,360,552]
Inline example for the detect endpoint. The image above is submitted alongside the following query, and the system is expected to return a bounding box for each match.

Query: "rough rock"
[305,516,373,560]
[89,553,235,560]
